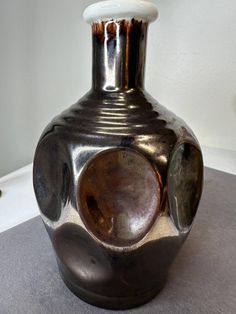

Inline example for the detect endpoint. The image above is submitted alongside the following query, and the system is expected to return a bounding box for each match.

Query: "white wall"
[0,0,235,177]
[147,0,236,152]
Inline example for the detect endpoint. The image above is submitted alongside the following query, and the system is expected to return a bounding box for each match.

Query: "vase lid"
[83,0,158,24]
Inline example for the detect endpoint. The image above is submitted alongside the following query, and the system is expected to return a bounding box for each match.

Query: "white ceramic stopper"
[83,0,158,24]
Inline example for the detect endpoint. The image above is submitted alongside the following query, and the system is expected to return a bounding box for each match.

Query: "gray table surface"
[0,167,236,314]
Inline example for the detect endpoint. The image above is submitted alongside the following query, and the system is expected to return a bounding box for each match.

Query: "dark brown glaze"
[168,143,203,231]
[34,133,72,221]
[33,17,203,310]
[92,19,148,90]
[52,223,182,309]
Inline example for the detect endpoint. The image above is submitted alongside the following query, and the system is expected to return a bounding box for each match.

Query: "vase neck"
[91,19,148,92]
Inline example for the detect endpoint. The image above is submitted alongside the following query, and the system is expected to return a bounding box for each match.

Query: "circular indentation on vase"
[167,143,203,231]
[53,223,113,287]
[78,149,161,246]
[33,137,71,221]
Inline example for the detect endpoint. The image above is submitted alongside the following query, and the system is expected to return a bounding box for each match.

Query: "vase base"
[58,265,167,310]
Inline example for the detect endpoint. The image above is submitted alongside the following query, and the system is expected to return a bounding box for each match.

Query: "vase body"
[33,12,203,310]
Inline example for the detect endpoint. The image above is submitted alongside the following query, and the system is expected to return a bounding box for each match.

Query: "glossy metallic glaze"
[92,20,147,90]
[33,19,203,309]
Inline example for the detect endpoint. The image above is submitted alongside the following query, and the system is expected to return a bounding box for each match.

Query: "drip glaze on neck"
[92,19,148,91]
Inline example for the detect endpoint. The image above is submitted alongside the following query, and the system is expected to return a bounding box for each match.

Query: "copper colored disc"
[78,149,161,246]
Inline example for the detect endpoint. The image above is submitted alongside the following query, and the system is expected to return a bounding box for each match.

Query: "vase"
[33,0,203,310]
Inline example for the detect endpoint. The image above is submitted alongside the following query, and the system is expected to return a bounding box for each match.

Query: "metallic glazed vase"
[33,0,203,310]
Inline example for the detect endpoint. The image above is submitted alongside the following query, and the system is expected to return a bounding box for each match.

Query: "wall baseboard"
[202,146,236,176]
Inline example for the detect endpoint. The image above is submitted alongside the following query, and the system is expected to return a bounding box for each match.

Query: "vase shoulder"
[39,90,197,142]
